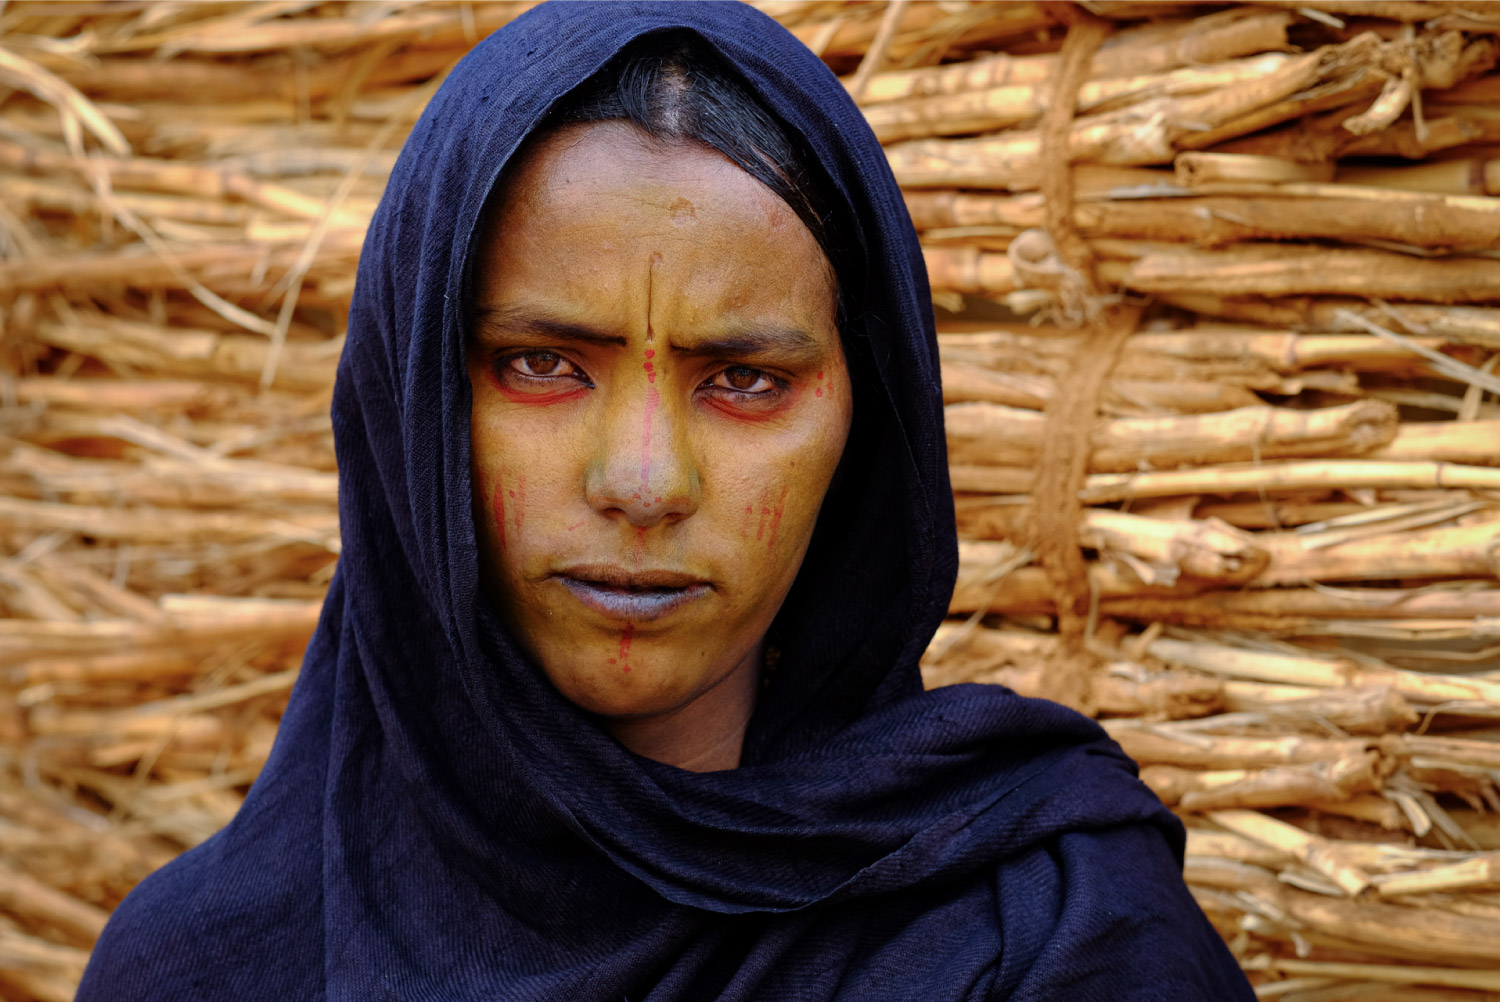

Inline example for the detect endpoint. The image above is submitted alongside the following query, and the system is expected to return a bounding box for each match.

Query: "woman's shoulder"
[986,819,1254,1001]
[76,819,325,1001]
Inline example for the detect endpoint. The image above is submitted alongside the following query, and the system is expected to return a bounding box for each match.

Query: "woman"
[79,3,1254,999]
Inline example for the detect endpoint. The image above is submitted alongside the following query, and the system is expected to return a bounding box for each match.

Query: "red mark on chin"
[756,498,771,541]
[740,502,753,539]
[766,486,788,550]
[607,623,635,672]
[492,476,507,548]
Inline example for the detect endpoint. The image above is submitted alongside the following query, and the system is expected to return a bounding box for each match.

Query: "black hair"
[552,30,841,285]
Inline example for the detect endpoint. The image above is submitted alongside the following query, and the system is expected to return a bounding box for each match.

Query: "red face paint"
[704,386,801,424]
[511,474,526,534]
[491,476,507,548]
[766,485,789,550]
[816,369,824,398]
[632,525,646,566]
[640,384,660,490]
[485,367,589,406]
[567,519,586,532]
[606,622,635,672]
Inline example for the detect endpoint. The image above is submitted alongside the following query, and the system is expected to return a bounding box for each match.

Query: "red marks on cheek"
[767,486,789,550]
[567,519,586,532]
[606,622,635,673]
[815,369,836,400]
[486,368,589,407]
[509,475,526,535]
[749,486,790,549]
[491,476,507,548]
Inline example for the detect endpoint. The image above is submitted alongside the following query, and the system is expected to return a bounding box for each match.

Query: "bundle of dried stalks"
[1,2,1499,1000]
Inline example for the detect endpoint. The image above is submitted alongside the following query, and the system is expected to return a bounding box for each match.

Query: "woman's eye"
[712,367,776,394]
[510,351,574,378]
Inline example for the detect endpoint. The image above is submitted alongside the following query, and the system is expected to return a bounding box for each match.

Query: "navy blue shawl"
[79,4,1253,999]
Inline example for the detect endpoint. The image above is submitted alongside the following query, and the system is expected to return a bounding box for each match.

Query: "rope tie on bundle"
[1027,5,1144,707]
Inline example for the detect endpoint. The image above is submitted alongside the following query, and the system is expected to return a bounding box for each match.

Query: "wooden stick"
[946,399,1399,473]
[1120,245,1500,304]
[1141,752,1379,810]
[1374,854,1500,897]
[1187,856,1500,965]
[907,188,1500,251]
[885,49,1324,188]
[851,7,1294,104]
[0,860,109,944]
[1242,957,1500,993]
[865,52,1298,143]
[1207,808,1372,896]
[1107,722,1373,770]
[949,458,1500,498]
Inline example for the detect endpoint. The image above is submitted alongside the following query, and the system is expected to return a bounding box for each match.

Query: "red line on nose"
[640,384,660,493]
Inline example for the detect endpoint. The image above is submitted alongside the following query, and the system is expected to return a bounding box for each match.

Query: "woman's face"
[468,121,852,722]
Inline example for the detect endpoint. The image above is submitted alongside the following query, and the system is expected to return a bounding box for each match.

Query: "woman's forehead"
[472,122,837,339]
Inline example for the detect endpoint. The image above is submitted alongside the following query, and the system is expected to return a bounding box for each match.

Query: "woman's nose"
[584,376,700,527]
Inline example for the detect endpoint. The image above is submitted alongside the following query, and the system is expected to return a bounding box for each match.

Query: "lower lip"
[557,577,711,622]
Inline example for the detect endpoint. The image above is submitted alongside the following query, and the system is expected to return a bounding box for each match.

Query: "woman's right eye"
[488,350,594,399]
[510,351,574,378]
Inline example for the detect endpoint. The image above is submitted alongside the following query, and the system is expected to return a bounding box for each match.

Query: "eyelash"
[494,352,789,402]
[498,351,594,388]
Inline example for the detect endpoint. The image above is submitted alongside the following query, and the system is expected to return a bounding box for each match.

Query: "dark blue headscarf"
[79,4,1252,999]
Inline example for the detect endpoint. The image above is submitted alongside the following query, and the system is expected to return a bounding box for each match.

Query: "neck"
[603,641,761,771]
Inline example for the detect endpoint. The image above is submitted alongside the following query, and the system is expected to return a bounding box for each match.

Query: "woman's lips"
[555,566,712,622]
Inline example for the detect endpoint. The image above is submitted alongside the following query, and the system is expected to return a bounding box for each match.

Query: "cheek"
[484,469,528,549]
[719,404,849,565]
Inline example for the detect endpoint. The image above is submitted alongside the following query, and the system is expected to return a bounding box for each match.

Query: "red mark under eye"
[704,386,799,423]
[486,366,589,406]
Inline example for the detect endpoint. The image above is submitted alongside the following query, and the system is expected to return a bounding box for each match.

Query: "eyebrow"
[473,304,823,362]
[472,305,625,347]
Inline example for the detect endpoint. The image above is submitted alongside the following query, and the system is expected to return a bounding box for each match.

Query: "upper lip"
[556,565,709,590]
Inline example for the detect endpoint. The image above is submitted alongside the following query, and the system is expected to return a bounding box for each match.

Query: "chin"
[543,658,703,720]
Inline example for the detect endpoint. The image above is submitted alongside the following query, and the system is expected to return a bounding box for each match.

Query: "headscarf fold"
[80,4,1253,999]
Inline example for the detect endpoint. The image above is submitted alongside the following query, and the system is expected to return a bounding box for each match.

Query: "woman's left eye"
[709,367,778,394]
